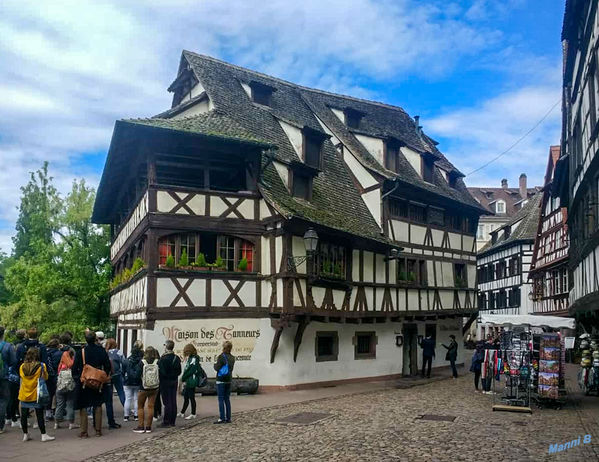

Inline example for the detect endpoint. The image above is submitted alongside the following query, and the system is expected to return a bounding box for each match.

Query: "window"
[454,263,467,288]
[316,241,347,279]
[477,225,484,240]
[344,108,364,129]
[180,233,196,262]
[428,208,445,226]
[218,236,236,271]
[498,289,507,308]
[239,240,254,272]
[496,200,506,214]
[315,332,338,362]
[384,144,400,173]
[292,172,311,200]
[354,332,376,359]
[250,82,274,106]
[303,132,323,169]
[422,157,435,183]
[159,235,176,265]
[389,199,408,219]
[488,292,495,310]
[560,268,568,294]
[478,293,487,310]
[398,257,427,285]
[409,204,427,223]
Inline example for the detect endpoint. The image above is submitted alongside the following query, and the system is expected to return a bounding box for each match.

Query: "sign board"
[157,319,260,363]
[564,337,575,349]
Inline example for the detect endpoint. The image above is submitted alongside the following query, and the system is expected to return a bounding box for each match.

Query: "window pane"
[292,173,310,200]
[238,240,254,272]
[305,137,322,168]
[218,235,235,271]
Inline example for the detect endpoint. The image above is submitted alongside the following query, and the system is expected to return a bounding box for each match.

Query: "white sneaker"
[41,433,55,442]
[33,423,38,429]
[177,413,184,418]
[69,423,80,430]
[185,414,196,420]
[54,422,59,430]
[153,417,158,422]
[23,433,31,442]
[12,421,19,428]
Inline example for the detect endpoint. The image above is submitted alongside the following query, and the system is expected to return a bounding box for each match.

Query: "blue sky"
[0,0,565,253]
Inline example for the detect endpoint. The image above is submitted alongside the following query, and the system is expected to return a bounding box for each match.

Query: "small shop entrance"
[402,324,419,376]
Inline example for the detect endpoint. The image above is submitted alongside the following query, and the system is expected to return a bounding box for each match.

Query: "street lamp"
[287,228,319,271]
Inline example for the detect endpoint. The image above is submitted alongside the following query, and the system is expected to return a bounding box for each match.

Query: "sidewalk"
[0,370,456,462]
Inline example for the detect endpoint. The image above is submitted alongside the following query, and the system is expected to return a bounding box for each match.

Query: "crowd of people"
[0,325,236,442]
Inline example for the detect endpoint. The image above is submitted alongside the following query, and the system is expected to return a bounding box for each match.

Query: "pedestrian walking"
[133,347,160,434]
[104,338,125,429]
[213,341,235,424]
[123,340,143,422]
[158,340,181,427]
[178,344,204,420]
[442,335,459,379]
[0,326,17,434]
[72,331,111,438]
[470,343,485,392]
[419,334,435,378]
[19,347,55,442]
[54,333,78,430]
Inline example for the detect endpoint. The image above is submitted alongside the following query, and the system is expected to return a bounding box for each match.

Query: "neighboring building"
[558,0,599,333]
[476,194,542,339]
[529,146,570,317]
[93,51,487,388]
[469,177,541,251]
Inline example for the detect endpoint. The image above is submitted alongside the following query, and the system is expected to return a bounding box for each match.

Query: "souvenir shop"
[578,333,599,396]
[479,314,576,412]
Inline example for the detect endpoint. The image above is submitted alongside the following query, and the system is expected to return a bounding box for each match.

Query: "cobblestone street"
[95,365,599,462]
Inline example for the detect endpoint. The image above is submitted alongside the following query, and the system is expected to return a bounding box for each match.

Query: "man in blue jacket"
[420,334,435,378]
[0,326,17,434]
[16,327,48,365]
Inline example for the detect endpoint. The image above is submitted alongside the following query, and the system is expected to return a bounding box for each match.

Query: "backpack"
[80,347,109,391]
[57,351,75,392]
[124,357,143,385]
[141,359,159,389]
[216,354,229,379]
[185,357,207,389]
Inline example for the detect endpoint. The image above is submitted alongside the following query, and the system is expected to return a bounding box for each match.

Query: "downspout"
[380,178,400,236]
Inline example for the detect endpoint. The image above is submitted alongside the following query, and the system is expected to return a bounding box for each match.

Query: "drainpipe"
[380,178,400,235]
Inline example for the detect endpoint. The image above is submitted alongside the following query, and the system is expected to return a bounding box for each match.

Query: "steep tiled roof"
[122,110,272,147]
[469,185,542,216]
[479,193,543,255]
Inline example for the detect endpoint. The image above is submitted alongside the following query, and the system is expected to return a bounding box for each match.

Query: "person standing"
[213,341,235,424]
[16,327,48,366]
[442,335,459,379]
[72,331,111,438]
[6,330,25,428]
[19,347,55,442]
[54,333,78,430]
[133,347,160,434]
[420,334,435,378]
[104,338,125,429]
[178,344,202,420]
[158,340,181,427]
[46,338,62,421]
[0,326,17,434]
[123,340,143,422]
[470,343,485,392]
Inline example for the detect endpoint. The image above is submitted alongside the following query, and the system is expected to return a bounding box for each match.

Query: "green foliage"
[195,252,207,267]
[334,263,342,275]
[131,257,145,274]
[407,272,416,282]
[238,257,248,272]
[165,254,175,268]
[398,271,407,281]
[122,267,132,283]
[0,170,111,337]
[179,249,189,267]
[322,260,331,274]
[215,255,225,269]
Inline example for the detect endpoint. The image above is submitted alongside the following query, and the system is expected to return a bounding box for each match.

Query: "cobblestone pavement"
[95,367,599,462]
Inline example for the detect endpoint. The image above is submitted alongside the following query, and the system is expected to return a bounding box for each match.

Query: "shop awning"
[479,314,575,330]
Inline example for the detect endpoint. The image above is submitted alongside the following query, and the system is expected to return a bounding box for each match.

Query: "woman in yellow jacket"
[19,347,55,442]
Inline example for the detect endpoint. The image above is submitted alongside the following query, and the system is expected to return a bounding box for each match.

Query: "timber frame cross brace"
[269,315,312,364]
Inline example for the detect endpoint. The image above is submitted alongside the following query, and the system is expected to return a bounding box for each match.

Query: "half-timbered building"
[476,194,542,339]
[93,51,487,388]
[529,146,570,316]
[557,0,599,333]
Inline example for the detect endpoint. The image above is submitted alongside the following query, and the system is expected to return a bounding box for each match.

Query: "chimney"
[501,178,508,189]
[414,115,421,136]
[519,173,527,199]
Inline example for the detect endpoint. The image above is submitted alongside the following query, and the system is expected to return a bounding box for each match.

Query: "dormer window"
[384,140,401,174]
[302,127,326,169]
[291,170,312,200]
[422,154,435,183]
[496,200,506,214]
[448,171,460,188]
[344,108,365,129]
[249,81,275,106]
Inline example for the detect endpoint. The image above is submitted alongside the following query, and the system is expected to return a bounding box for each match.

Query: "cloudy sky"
[0,0,564,253]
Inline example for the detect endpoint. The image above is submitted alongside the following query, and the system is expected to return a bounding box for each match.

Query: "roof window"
[249,81,276,106]
[344,108,365,129]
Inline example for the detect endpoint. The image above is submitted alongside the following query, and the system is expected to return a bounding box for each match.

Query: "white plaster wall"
[190,81,206,98]
[362,251,374,282]
[273,161,289,190]
[352,250,360,281]
[171,99,211,119]
[291,235,307,274]
[240,82,252,98]
[441,262,454,287]
[375,253,386,283]
[355,134,384,165]
[400,147,422,177]
[156,191,177,213]
[362,189,382,228]
[278,120,303,157]
[391,220,409,242]
[431,229,444,248]
[411,225,426,245]
[342,150,378,189]
[448,232,461,251]
[259,200,273,220]
[331,107,345,123]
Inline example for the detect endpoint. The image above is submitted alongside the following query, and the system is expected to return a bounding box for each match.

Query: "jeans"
[8,380,20,421]
[112,374,126,406]
[421,356,432,377]
[216,382,231,422]
[0,379,9,430]
[181,385,196,415]
[449,360,458,378]
[124,385,139,418]
[104,383,117,425]
[137,389,158,429]
[21,407,45,434]
[55,389,76,423]
[161,381,178,425]
[474,370,481,390]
